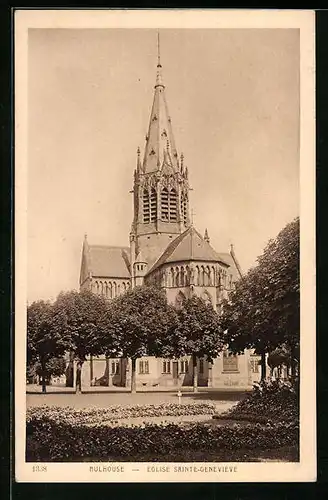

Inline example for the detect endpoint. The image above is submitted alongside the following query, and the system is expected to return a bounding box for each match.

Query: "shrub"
[216,379,299,424]
[26,412,299,462]
[26,402,216,427]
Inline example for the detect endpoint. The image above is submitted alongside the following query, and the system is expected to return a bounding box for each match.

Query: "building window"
[250,356,259,373]
[139,360,149,374]
[199,358,204,374]
[180,359,189,373]
[162,360,171,374]
[222,350,239,372]
[111,360,120,375]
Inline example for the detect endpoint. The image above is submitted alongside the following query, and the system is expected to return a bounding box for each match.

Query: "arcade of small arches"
[92,279,131,299]
[146,264,234,290]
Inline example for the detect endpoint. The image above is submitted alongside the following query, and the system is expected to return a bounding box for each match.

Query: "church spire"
[142,32,178,173]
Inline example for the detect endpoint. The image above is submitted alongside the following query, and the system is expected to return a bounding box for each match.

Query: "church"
[79,40,260,389]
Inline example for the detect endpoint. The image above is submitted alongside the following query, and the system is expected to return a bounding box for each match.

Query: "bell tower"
[130,33,191,270]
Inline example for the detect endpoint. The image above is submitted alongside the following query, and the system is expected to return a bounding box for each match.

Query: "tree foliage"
[52,289,112,362]
[168,295,223,392]
[27,300,67,392]
[103,285,177,392]
[221,217,300,373]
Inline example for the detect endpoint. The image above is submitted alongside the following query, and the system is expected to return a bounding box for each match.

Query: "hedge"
[26,416,299,462]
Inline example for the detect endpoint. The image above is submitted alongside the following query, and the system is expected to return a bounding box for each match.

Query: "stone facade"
[78,48,261,389]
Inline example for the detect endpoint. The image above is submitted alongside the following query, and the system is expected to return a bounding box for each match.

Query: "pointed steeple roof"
[147,226,230,275]
[142,34,179,173]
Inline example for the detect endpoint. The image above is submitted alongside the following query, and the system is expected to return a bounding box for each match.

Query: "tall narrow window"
[162,360,171,374]
[169,188,177,222]
[161,188,169,220]
[199,358,204,374]
[143,189,150,223]
[150,188,157,222]
[180,359,189,373]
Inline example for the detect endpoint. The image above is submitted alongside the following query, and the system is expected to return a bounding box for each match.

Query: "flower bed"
[26,416,299,462]
[214,380,299,425]
[26,402,216,427]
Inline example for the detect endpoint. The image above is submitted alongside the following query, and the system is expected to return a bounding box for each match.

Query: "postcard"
[15,8,316,482]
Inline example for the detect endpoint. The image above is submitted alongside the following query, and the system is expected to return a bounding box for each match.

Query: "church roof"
[216,252,242,281]
[141,38,179,174]
[88,245,131,279]
[147,226,230,275]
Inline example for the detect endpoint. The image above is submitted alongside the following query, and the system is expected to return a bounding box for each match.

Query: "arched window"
[150,188,157,222]
[211,266,216,286]
[113,282,117,298]
[117,283,121,295]
[195,266,200,286]
[175,267,179,287]
[169,188,177,222]
[180,267,185,287]
[185,266,191,286]
[204,266,210,286]
[170,267,174,287]
[95,281,99,294]
[199,266,205,286]
[122,282,126,293]
[108,282,112,299]
[104,282,108,298]
[143,189,150,223]
[161,188,169,220]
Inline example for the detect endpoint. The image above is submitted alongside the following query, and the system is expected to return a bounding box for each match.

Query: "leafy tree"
[169,295,223,393]
[104,285,176,393]
[52,290,112,392]
[221,217,300,379]
[27,356,67,385]
[27,300,67,393]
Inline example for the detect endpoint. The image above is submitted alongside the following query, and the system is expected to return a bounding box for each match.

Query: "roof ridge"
[89,244,129,250]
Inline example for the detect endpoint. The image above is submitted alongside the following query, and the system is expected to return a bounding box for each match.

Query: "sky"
[27,28,300,303]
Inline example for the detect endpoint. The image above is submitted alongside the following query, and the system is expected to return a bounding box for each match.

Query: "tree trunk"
[260,351,266,380]
[192,354,198,393]
[41,359,47,393]
[75,360,83,394]
[131,358,137,394]
[66,350,74,387]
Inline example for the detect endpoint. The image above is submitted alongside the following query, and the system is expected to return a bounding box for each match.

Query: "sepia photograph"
[15,9,315,482]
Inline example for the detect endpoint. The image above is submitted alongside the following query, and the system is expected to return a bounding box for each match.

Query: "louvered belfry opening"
[150,188,157,222]
[143,189,150,223]
[161,188,169,220]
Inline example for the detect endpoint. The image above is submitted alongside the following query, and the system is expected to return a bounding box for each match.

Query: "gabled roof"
[216,251,242,281]
[89,245,131,278]
[80,236,131,283]
[147,226,230,275]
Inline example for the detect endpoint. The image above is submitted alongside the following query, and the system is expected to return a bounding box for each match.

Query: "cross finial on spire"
[157,31,161,68]
[155,31,164,88]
